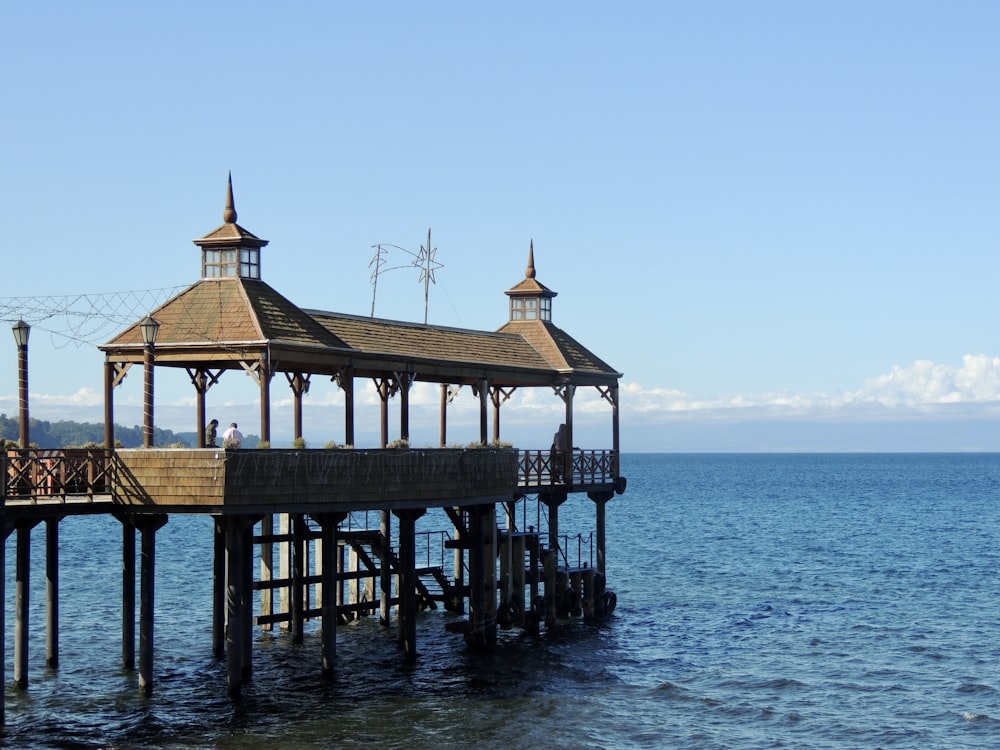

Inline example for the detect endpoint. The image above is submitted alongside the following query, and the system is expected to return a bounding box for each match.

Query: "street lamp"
[139,315,159,448]
[11,319,30,449]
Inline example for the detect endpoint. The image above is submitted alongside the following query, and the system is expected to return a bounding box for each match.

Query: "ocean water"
[2,453,999,749]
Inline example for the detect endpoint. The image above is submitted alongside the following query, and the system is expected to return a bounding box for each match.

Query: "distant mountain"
[0,413,193,449]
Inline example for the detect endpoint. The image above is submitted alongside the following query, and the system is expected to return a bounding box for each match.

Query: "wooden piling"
[121,518,135,669]
[224,516,245,698]
[15,520,36,688]
[45,518,59,669]
[212,517,225,658]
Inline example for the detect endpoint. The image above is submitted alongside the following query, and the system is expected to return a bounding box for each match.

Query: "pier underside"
[2,447,622,707]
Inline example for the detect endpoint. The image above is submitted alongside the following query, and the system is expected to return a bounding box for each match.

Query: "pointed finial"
[223,171,237,224]
[525,239,536,279]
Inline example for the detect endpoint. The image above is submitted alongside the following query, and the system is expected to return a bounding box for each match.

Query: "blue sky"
[1,2,998,451]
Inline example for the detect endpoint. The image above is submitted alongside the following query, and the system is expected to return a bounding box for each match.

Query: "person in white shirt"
[222,422,244,449]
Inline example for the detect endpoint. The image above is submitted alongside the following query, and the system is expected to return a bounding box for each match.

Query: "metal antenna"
[369,228,443,322]
[414,228,439,325]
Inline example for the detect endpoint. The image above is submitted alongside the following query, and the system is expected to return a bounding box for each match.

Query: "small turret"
[193,173,269,280]
[505,240,556,322]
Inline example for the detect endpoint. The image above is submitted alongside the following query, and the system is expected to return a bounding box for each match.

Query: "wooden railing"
[3,448,112,502]
[518,449,618,490]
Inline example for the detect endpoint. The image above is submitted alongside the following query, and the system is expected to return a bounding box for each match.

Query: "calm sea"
[2,453,999,749]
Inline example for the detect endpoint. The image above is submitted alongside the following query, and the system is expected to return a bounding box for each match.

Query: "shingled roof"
[497,319,620,378]
[104,278,351,352]
[100,180,621,388]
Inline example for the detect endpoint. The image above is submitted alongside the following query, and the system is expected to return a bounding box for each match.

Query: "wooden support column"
[259,514,274,631]
[541,490,567,628]
[312,513,344,678]
[402,511,423,629]
[557,382,576,485]
[336,367,355,447]
[292,514,306,644]
[223,515,255,698]
[466,505,485,646]
[259,360,271,445]
[589,491,613,579]
[439,383,448,447]
[376,377,393,448]
[379,510,392,627]
[512,533,526,627]
[195,371,207,447]
[286,371,310,441]
[14,519,38,688]
[45,517,61,668]
[241,521,254,681]
[489,386,515,445]
[135,514,168,694]
[398,372,412,442]
[448,507,466,614]
[212,517,225,657]
[104,360,116,449]
[478,378,488,445]
[583,569,596,621]
[224,515,244,698]
[466,504,497,647]
[188,367,222,447]
[394,508,425,659]
[611,383,620,477]
[120,517,135,669]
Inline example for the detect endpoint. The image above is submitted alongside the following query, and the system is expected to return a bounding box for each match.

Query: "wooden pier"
[0,178,627,721]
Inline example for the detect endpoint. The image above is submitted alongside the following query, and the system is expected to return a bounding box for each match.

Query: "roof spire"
[223,171,237,224]
[525,239,536,279]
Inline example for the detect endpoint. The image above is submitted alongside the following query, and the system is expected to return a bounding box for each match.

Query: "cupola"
[505,240,556,322]
[193,173,269,279]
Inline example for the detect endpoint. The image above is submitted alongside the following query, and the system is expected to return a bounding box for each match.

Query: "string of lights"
[0,286,188,349]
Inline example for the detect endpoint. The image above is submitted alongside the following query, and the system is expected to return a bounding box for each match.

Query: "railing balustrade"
[3,448,111,503]
[517,448,617,489]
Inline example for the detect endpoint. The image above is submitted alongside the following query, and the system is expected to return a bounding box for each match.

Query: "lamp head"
[139,315,160,346]
[11,319,30,348]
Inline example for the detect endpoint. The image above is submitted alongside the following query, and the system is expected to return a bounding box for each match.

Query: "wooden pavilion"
[1,176,626,712]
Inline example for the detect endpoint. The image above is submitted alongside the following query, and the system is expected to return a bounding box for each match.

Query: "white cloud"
[622,355,1000,421]
[8,356,1000,451]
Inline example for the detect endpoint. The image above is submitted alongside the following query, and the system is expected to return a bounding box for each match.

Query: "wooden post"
[103,359,115,449]
[121,518,135,669]
[315,513,344,678]
[292,514,305,643]
[137,515,167,694]
[439,383,448,447]
[379,510,392,627]
[212,517,225,658]
[258,358,271,445]
[341,367,355,447]
[395,508,425,658]
[241,521,254,681]
[451,507,465,614]
[467,505,485,646]
[583,569,596,621]
[478,378,488,445]
[259,514,274,631]
[399,373,410,443]
[45,518,59,668]
[512,533,526,627]
[195,370,207,448]
[225,516,244,698]
[279,514,290,630]
[589,491,613,578]
[14,520,34,688]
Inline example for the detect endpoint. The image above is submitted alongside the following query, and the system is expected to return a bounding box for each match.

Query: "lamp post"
[12,319,30,449]
[139,315,159,448]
